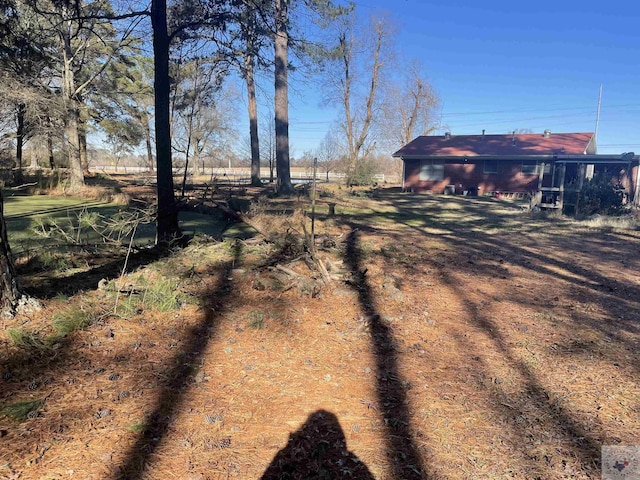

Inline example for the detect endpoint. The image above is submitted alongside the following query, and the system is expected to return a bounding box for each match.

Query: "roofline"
[555,154,639,163]
[393,154,639,163]
[394,154,560,160]
[391,132,597,158]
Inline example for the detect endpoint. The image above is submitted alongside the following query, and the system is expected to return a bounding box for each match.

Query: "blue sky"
[283,0,640,155]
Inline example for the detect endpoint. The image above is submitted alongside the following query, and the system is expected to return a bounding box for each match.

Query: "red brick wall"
[404,159,539,194]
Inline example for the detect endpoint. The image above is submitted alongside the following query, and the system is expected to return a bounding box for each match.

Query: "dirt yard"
[1,186,639,480]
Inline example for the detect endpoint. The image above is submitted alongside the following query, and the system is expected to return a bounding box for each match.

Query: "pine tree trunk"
[138,110,154,172]
[270,157,274,183]
[65,105,85,189]
[246,53,261,186]
[274,0,294,195]
[62,26,84,189]
[15,103,26,183]
[152,0,181,245]
[78,110,89,175]
[145,126,154,172]
[48,133,55,169]
[0,190,21,316]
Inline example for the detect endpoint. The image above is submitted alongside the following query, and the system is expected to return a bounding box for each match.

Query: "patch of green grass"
[128,421,147,432]
[4,195,156,252]
[53,292,69,302]
[3,194,95,217]
[140,277,185,312]
[52,307,94,334]
[1,399,43,421]
[247,311,265,329]
[6,328,47,350]
[380,243,399,257]
[179,211,245,239]
[114,298,139,319]
[111,275,186,318]
[4,192,252,260]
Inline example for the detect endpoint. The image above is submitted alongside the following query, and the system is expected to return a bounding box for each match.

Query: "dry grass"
[34,172,132,205]
[57,185,131,205]
[579,213,640,231]
[1,188,639,479]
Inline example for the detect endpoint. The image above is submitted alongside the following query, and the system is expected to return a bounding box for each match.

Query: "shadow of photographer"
[260,409,375,480]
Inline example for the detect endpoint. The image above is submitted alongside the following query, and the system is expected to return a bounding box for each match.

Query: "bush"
[577,172,624,216]
[346,159,378,187]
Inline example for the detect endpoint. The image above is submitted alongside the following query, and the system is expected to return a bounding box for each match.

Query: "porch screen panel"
[522,160,538,175]
[484,159,498,174]
[420,160,444,181]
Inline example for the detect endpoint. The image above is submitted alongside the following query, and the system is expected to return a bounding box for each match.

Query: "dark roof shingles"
[393,132,594,157]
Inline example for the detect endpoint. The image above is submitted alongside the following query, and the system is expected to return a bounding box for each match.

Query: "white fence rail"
[91,165,399,184]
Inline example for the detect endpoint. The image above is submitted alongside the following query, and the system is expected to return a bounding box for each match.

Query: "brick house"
[392,131,640,209]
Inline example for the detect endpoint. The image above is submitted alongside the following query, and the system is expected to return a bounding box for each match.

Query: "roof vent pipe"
[512,130,516,145]
[544,129,551,138]
[482,129,485,138]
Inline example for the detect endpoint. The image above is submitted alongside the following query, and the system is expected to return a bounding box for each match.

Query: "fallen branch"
[274,264,300,278]
[9,182,38,190]
[212,201,276,242]
[315,256,331,284]
[302,221,331,284]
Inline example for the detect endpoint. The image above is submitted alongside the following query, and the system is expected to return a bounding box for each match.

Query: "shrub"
[346,159,378,187]
[577,172,624,216]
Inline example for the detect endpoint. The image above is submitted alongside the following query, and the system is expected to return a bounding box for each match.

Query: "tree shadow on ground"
[0,335,91,404]
[338,190,638,476]
[1,248,166,401]
[344,227,432,479]
[112,241,242,480]
[260,409,375,480]
[354,190,640,360]
[439,270,604,476]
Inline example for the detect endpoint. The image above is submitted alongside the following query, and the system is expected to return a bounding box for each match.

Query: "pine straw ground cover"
[1,188,639,480]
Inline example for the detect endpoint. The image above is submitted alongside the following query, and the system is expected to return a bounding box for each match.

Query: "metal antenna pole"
[594,84,602,145]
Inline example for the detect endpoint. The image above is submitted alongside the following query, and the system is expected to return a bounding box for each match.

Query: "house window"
[522,161,538,175]
[484,160,498,174]
[419,160,444,181]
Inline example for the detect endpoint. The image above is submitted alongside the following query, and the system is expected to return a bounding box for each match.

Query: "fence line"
[91,165,399,184]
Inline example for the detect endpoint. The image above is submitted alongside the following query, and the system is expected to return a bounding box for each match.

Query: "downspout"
[634,158,640,206]
[401,159,405,191]
[535,162,545,207]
